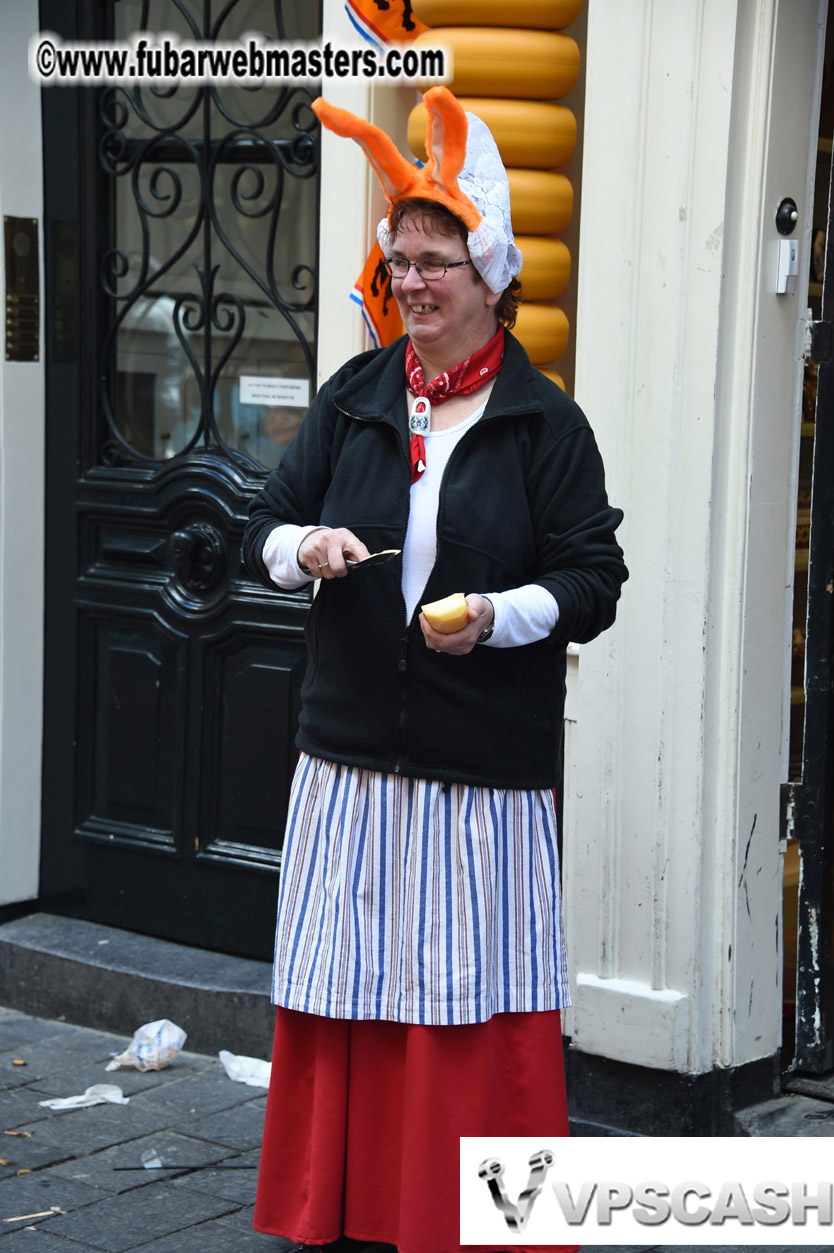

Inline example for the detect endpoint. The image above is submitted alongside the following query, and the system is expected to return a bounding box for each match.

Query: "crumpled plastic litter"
[105,1019,187,1072]
[38,1083,129,1110]
[218,1049,271,1088]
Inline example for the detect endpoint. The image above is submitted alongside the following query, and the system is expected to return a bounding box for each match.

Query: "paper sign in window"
[239,375,310,408]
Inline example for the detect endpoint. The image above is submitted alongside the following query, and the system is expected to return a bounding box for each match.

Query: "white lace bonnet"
[312,87,522,295]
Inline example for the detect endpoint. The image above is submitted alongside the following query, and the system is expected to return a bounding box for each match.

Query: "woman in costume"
[243,87,627,1253]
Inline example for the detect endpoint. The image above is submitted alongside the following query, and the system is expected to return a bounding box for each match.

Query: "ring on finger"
[318,561,330,569]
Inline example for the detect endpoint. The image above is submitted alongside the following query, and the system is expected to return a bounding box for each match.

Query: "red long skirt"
[253,1006,577,1253]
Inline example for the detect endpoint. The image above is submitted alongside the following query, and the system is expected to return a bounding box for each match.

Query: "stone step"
[734,1089,834,1135]
[0,912,274,1058]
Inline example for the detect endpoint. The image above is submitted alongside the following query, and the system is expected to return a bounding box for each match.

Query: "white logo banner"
[460,1136,834,1245]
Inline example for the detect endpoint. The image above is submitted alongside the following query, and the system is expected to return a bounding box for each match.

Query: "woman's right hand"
[297,528,371,579]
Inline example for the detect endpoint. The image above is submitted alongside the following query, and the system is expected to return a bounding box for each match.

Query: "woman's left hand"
[419,594,494,656]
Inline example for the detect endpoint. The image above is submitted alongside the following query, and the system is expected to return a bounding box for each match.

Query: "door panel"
[198,633,305,860]
[78,610,187,849]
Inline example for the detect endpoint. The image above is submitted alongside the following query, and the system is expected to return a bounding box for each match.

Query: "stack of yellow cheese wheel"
[411,0,583,388]
[412,0,581,25]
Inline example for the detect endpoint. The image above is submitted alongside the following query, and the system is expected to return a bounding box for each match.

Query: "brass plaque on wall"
[5,217,39,362]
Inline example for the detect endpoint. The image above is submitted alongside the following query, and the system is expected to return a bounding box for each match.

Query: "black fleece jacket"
[243,331,627,789]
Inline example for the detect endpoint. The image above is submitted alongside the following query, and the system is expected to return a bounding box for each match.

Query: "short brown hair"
[386,199,521,330]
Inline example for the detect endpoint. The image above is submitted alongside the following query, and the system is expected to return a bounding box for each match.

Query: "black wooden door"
[793,134,834,1071]
[40,0,320,959]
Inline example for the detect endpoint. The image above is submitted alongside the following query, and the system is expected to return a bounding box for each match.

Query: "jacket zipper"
[393,630,410,773]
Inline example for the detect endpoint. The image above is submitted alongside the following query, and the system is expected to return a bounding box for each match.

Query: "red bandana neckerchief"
[405,325,505,483]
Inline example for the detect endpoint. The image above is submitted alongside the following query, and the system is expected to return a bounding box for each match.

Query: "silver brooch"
[409,396,431,434]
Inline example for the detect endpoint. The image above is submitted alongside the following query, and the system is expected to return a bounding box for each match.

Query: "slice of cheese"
[421,592,469,634]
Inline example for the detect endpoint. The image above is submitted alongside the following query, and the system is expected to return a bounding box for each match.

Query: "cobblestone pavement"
[0,1006,376,1252]
[1,1007,831,1253]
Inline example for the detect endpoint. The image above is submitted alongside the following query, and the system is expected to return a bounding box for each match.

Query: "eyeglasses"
[383,257,472,281]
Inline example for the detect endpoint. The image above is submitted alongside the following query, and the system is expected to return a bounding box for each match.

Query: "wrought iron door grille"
[98,0,320,470]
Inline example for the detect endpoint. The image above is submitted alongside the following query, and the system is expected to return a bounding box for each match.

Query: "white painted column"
[567,0,819,1075]
[0,1,45,905]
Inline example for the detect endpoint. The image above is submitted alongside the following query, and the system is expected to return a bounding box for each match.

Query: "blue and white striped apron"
[271,753,570,1025]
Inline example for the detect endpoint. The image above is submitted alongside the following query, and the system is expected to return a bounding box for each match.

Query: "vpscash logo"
[463,1138,834,1245]
[478,1149,554,1231]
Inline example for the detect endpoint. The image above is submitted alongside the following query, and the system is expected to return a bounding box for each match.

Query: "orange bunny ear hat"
[312,86,522,294]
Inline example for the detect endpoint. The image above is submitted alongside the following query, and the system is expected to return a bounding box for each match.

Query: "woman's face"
[389,213,501,367]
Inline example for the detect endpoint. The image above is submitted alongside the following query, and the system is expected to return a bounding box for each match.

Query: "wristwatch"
[476,596,495,644]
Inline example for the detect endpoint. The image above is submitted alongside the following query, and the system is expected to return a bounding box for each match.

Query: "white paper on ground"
[38,1083,129,1110]
[218,1049,271,1088]
[105,1019,187,1072]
